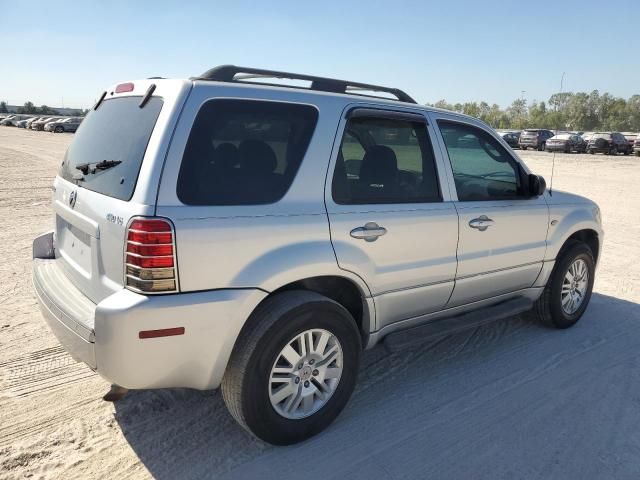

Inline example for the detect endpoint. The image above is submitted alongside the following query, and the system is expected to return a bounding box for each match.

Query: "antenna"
[549,72,565,196]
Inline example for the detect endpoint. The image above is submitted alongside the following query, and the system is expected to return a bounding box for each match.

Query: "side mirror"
[528,174,546,196]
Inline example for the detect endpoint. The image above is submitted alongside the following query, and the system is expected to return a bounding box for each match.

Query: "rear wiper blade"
[75,160,122,175]
[94,159,122,170]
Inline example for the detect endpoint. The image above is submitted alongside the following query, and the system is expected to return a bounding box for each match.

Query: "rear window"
[177,100,318,205]
[59,96,163,201]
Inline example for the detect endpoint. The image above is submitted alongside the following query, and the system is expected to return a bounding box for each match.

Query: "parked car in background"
[25,117,42,129]
[581,132,594,144]
[16,119,32,128]
[519,128,554,150]
[1,115,16,126]
[622,132,638,151]
[31,117,58,131]
[44,117,83,133]
[545,133,587,153]
[634,134,640,156]
[587,132,632,155]
[1,114,35,126]
[498,130,521,148]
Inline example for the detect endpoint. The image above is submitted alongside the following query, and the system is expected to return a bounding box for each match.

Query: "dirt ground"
[1,127,639,479]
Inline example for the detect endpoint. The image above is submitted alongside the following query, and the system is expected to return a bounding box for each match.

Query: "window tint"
[59,97,163,201]
[438,121,525,201]
[177,100,318,205]
[332,115,440,204]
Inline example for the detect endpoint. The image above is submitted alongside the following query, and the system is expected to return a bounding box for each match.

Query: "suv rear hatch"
[52,79,191,304]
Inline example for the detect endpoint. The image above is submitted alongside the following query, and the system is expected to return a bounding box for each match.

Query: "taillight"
[115,82,134,93]
[125,217,179,293]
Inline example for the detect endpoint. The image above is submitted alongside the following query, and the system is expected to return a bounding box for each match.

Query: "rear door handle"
[350,222,387,242]
[468,215,494,231]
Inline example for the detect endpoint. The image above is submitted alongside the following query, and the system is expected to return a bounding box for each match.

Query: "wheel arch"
[546,204,603,266]
[238,272,374,349]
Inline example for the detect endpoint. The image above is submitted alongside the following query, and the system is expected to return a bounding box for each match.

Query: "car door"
[431,114,549,307]
[326,106,458,330]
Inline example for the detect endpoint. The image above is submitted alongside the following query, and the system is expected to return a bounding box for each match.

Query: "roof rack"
[193,65,417,104]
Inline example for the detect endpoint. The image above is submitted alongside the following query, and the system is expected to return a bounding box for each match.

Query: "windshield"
[59,96,163,201]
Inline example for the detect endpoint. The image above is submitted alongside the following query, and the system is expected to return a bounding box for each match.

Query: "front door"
[432,116,549,307]
[326,106,459,330]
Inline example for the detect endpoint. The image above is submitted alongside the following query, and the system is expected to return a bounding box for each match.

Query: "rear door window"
[332,114,441,204]
[59,96,163,201]
[177,100,318,205]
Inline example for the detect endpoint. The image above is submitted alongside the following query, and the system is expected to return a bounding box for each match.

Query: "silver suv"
[33,65,603,445]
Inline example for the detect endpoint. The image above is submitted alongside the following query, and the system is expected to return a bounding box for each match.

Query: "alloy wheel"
[561,259,589,315]
[268,328,343,420]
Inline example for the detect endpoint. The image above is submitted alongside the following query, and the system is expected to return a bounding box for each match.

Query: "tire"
[530,241,595,329]
[610,147,617,156]
[588,149,595,154]
[54,126,64,133]
[221,290,361,445]
[521,146,527,151]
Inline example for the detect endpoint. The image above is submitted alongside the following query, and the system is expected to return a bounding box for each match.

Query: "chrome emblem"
[69,190,77,208]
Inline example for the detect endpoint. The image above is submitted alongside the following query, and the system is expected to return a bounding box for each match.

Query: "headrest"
[238,140,278,174]
[359,145,398,184]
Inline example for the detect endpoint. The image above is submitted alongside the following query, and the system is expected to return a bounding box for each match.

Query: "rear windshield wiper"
[75,159,122,175]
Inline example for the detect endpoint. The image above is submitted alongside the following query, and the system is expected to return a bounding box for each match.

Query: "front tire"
[221,291,361,445]
[531,242,595,329]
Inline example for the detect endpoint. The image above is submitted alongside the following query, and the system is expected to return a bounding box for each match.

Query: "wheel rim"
[268,328,343,420]
[561,259,589,315]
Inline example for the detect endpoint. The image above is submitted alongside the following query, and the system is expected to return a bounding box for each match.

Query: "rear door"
[431,114,549,306]
[52,80,191,303]
[326,106,458,330]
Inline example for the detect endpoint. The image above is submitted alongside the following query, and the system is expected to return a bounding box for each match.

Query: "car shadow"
[114,292,640,480]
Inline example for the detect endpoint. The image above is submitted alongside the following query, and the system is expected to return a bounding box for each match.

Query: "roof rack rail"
[193,65,417,104]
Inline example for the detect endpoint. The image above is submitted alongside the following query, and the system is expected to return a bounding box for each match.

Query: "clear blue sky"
[1,0,638,109]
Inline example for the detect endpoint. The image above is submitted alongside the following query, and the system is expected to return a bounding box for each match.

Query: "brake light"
[115,82,134,93]
[125,217,178,293]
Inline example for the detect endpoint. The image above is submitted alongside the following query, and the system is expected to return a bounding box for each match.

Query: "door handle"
[468,215,494,231]
[350,222,387,242]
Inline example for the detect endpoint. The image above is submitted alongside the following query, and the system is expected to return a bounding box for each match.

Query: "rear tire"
[221,290,361,445]
[521,146,527,151]
[530,241,595,329]
[54,126,64,133]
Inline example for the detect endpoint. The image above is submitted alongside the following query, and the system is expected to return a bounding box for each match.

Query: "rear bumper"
[33,232,267,390]
[545,144,568,151]
[588,146,610,153]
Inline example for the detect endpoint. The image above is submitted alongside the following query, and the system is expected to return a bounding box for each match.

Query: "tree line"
[0,101,88,117]
[429,91,640,132]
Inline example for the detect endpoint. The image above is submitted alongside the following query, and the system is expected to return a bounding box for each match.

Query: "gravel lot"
[1,127,639,479]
